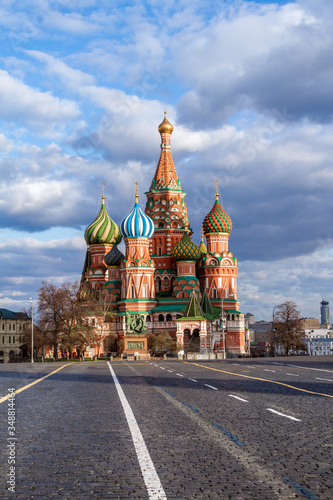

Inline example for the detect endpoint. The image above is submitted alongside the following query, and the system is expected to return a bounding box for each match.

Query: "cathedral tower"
[83,188,122,291]
[145,111,189,293]
[119,186,156,313]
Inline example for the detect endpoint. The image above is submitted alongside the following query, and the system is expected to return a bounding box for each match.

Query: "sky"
[0,0,332,322]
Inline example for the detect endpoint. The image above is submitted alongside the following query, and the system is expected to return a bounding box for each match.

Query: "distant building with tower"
[320,299,331,326]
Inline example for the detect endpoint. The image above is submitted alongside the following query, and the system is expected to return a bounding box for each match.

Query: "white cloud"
[0,70,80,131]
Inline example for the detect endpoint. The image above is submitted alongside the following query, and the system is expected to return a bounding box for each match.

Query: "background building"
[0,309,30,363]
[320,299,331,326]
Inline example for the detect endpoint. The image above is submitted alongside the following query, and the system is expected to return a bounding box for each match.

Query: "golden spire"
[158,108,174,134]
[215,179,219,201]
[135,181,139,203]
[102,181,105,204]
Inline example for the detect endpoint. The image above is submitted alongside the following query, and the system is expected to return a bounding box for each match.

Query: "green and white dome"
[84,196,122,245]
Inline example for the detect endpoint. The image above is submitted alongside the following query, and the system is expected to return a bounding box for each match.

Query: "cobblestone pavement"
[0,356,332,499]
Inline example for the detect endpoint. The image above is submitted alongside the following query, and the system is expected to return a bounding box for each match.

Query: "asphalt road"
[0,356,332,499]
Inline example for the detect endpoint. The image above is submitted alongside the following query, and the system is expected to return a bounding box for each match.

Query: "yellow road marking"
[0,364,70,404]
[184,361,333,399]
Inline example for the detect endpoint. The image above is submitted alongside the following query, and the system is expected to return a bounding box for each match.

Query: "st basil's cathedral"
[80,112,246,358]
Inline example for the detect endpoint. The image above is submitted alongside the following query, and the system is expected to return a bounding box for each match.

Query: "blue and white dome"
[120,198,154,239]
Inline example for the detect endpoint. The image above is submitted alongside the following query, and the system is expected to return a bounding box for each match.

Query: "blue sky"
[0,0,333,321]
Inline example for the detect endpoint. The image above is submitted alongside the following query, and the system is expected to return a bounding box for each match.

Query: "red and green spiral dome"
[202,199,232,234]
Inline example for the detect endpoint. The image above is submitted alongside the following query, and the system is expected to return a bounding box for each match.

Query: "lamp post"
[309,331,313,356]
[221,314,227,359]
[272,305,279,357]
[30,298,34,363]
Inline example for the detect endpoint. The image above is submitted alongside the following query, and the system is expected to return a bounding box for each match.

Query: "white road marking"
[264,369,276,373]
[229,395,248,402]
[204,384,218,390]
[107,363,167,500]
[188,378,198,383]
[267,408,301,422]
[154,364,159,367]
[316,377,333,382]
[272,362,284,365]
[286,364,333,374]
[176,373,184,377]
[167,370,173,373]
[232,363,240,365]
[160,367,166,370]
[286,373,299,377]
[246,366,256,369]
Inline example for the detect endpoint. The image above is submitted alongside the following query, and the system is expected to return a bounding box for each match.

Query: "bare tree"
[89,292,115,357]
[37,280,96,359]
[272,301,305,356]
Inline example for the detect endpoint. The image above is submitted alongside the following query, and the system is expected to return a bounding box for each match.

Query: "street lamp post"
[30,298,34,363]
[272,305,279,357]
[221,314,227,359]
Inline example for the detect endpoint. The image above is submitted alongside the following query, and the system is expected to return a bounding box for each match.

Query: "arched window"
[0,351,4,356]
[155,276,161,292]
[166,314,172,321]
[163,277,168,287]
[212,289,217,298]
[158,314,164,322]
[158,223,164,228]
[146,315,151,322]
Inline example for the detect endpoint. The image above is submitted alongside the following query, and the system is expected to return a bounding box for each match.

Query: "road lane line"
[264,369,276,373]
[229,395,248,402]
[204,384,218,390]
[107,362,167,500]
[316,377,333,382]
[0,364,70,404]
[246,365,256,369]
[182,402,199,413]
[286,373,299,377]
[167,370,173,373]
[267,408,301,421]
[185,361,333,398]
[286,364,333,374]
[176,373,184,377]
[283,476,320,500]
[188,378,198,382]
[213,424,245,446]
[160,367,165,370]
[272,362,284,365]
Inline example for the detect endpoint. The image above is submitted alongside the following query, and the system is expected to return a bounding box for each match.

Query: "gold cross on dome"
[135,182,139,201]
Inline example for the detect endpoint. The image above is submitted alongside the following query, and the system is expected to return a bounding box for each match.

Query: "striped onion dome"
[84,196,122,245]
[172,230,201,261]
[104,244,124,267]
[120,195,154,239]
[202,193,232,234]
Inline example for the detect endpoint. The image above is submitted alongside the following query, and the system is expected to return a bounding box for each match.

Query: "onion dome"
[199,234,207,254]
[104,244,124,267]
[202,187,232,234]
[158,110,174,134]
[120,188,154,239]
[85,194,122,245]
[172,230,201,261]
